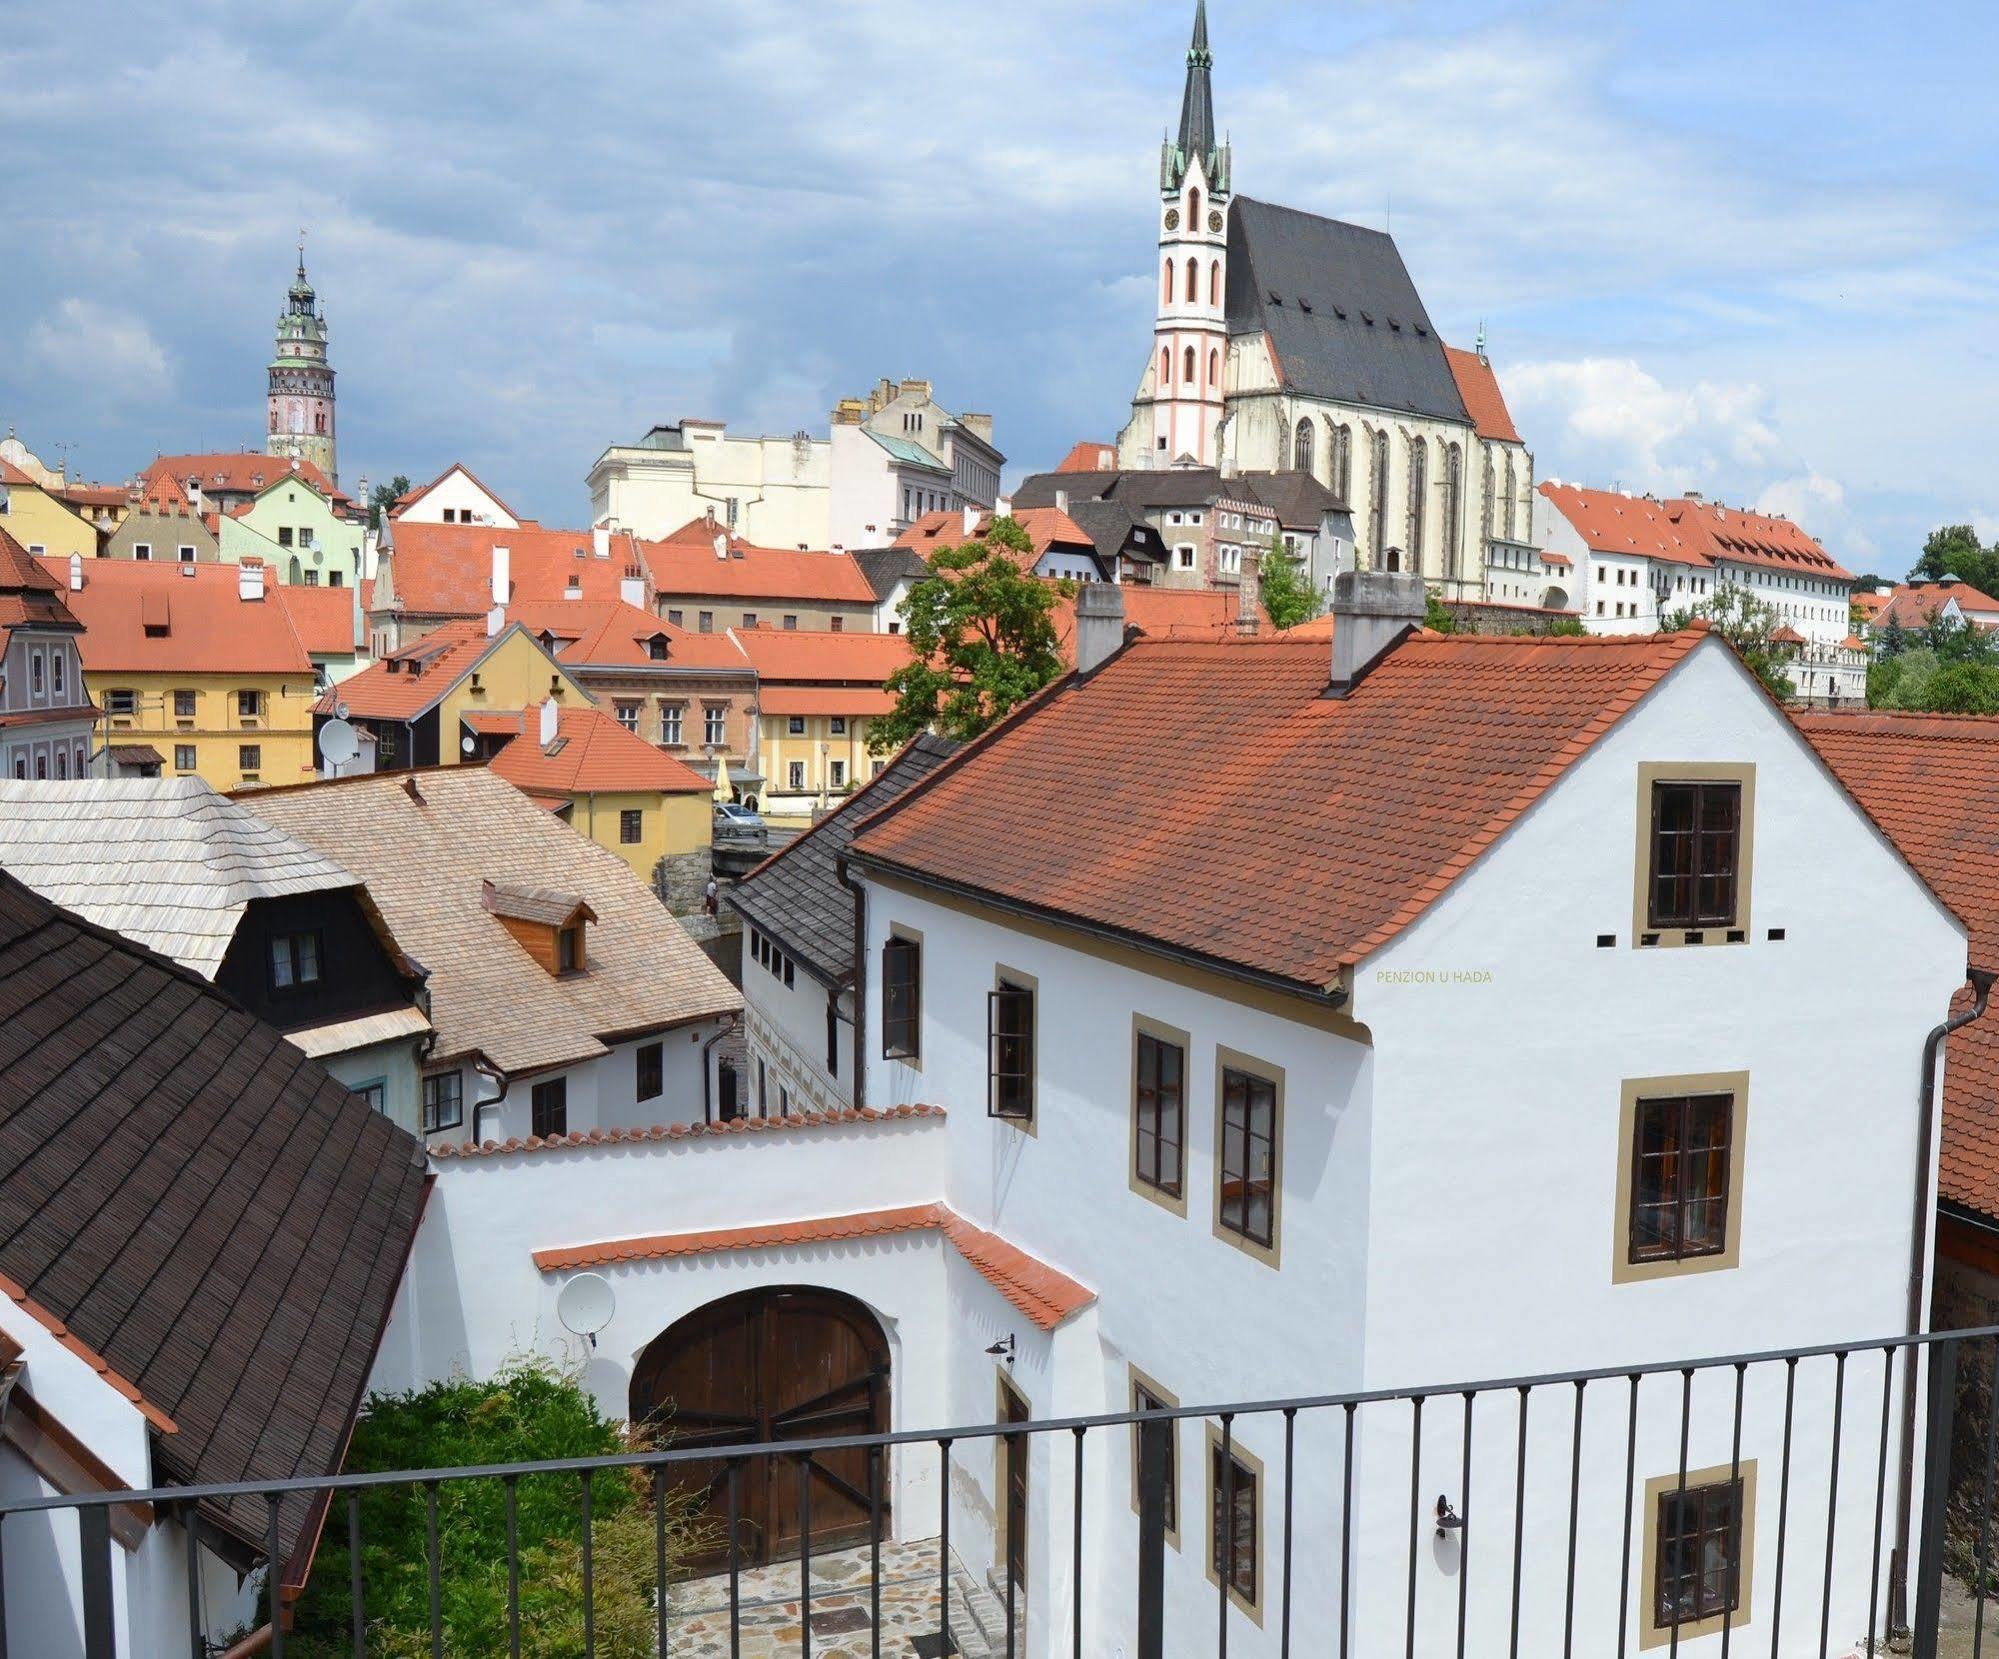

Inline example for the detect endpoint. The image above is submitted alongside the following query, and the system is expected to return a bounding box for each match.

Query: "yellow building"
[2,461,101,560]
[47,556,318,788]
[728,628,911,823]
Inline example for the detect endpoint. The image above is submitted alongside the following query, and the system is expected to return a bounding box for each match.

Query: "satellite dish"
[557,1273,615,1349]
[334,701,351,721]
[461,735,476,754]
[317,718,360,770]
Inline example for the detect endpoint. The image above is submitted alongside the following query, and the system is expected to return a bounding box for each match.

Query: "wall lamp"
[1435,1494,1465,1539]
[985,1334,1017,1369]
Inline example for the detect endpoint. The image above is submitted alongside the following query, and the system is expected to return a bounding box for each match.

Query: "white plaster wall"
[591,434,831,549]
[742,955,850,1115]
[319,1036,424,1136]
[394,468,519,528]
[828,424,901,551]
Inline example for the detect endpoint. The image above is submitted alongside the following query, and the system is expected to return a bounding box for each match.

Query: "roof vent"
[403,775,425,805]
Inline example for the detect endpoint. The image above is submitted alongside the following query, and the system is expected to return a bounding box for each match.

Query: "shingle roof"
[39,556,313,676]
[0,872,427,1567]
[0,525,81,633]
[1443,346,1523,444]
[728,734,959,984]
[243,768,739,1074]
[641,521,876,603]
[318,619,555,722]
[852,628,1714,989]
[850,546,931,602]
[485,703,715,796]
[1235,469,1346,529]
[0,778,364,976]
[1794,710,1999,1220]
[1226,198,1470,425]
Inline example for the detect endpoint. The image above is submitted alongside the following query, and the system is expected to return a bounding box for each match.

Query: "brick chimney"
[1236,548,1262,636]
[237,561,266,602]
[1074,582,1126,674]
[1327,570,1424,695]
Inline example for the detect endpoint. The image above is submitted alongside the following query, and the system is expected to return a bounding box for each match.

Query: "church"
[1115,2,1540,602]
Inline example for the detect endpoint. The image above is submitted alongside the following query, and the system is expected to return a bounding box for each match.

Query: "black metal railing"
[8,1324,1999,1657]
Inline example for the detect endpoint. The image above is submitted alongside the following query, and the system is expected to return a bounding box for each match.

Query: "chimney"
[491,546,510,606]
[539,698,558,746]
[960,413,994,443]
[619,569,646,608]
[1236,549,1262,636]
[1054,489,1068,516]
[1327,570,1425,694]
[962,502,978,537]
[714,535,729,561]
[486,604,505,637]
[68,553,83,591]
[1074,582,1126,675]
[592,525,611,559]
[238,561,266,602]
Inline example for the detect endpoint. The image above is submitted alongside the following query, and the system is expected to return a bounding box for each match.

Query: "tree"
[1913,524,1991,583]
[1661,582,1795,699]
[869,517,1074,752]
[369,474,412,531]
[1258,532,1322,629]
[1422,589,1459,633]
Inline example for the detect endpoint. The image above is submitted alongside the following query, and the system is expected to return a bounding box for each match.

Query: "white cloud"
[26,299,169,396]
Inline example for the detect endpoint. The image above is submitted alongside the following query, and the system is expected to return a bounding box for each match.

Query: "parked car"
[713,801,767,843]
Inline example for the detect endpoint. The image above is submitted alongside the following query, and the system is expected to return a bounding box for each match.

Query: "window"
[830,760,846,788]
[882,935,921,1061]
[238,744,261,774]
[1406,437,1428,567]
[661,703,685,745]
[615,701,640,733]
[831,616,845,633]
[740,611,758,629]
[826,996,840,1077]
[704,705,726,746]
[830,716,848,735]
[178,545,197,563]
[1293,418,1314,476]
[787,716,806,736]
[1369,428,1390,562]
[620,808,643,844]
[788,760,806,791]
[1208,1432,1260,1613]
[557,924,584,973]
[1183,345,1197,387]
[531,1077,568,1138]
[1176,544,1196,570]
[269,931,321,991]
[783,615,798,630]
[354,1079,386,1115]
[237,690,262,721]
[278,526,294,547]
[635,1041,663,1102]
[1130,1371,1179,1542]
[1163,260,1175,305]
[1216,1058,1279,1258]
[1644,1466,1755,1645]
[133,542,152,561]
[667,609,684,627]
[1646,777,1745,931]
[422,1071,464,1134]
[174,689,196,719]
[987,976,1035,1123]
[1133,1024,1186,1204]
[174,745,197,772]
[698,611,714,632]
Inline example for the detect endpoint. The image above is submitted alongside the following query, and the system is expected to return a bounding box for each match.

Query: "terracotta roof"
[37,556,312,675]
[1853,591,1891,621]
[381,522,647,617]
[138,451,348,508]
[274,581,360,657]
[392,462,519,523]
[1051,585,1266,663]
[640,522,876,604]
[1794,710,1999,1219]
[1443,347,1523,444]
[731,627,914,684]
[243,768,739,1074]
[852,627,1716,989]
[0,526,81,632]
[1771,623,1807,645]
[533,1201,1092,1331]
[1871,581,1999,632]
[509,599,752,674]
[485,703,715,796]
[0,872,427,1567]
[758,686,896,717]
[431,1103,944,1158]
[893,507,1105,575]
[1055,441,1120,474]
[0,459,37,488]
[1539,484,1851,580]
[317,619,549,721]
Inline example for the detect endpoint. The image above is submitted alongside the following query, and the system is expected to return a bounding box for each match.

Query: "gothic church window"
[1210,261,1221,305]
[1332,424,1352,506]
[1164,261,1175,305]
[1481,448,1496,548]
[1407,438,1427,568]
[1369,429,1390,564]
[1444,443,1463,577]
[1502,451,1517,541]
[1189,186,1201,225]
[1293,419,1314,476]
[1184,346,1197,386]
[1186,257,1199,303]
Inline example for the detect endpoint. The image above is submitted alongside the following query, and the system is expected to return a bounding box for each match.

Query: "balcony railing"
[7,1324,1999,1657]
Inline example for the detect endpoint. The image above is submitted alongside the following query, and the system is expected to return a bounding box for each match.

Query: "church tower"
[266,245,338,486]
[1130,1,1231,468]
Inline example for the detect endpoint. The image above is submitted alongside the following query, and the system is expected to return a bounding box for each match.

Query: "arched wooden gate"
[631,1286,890,1569]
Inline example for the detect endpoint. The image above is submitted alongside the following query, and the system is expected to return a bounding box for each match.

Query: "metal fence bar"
[798,1453,811,1659]
[1915,1339,1960,1656]
[938,1440,952,1659]
[1339,1400,1355,1659]
[871,1445,884,1659]
[1073,1426,1086,1659]
[425,1481,441,1659]
[1280,1406,1295,1659]
[1508,1386,1528,1659]
[1563,1379,1585,1659]
[268,1495,285,1659]
[1670,1368,1693,1659]
[1976,1337,1999,1659]
[1404,1396,1423,1659]
[728,1457,743,1659]
[192,1500,211,1659]
[79,1502,113,1659]
[1867,1346,1896,1654]
[1722,1362,1746,1659]
[1136,1414,1168,1659]
[1821,1352,1850,1659]
[1617,1374,1639,1659]
[1770,1357,1799,1659]
[1456,1391,1474,1659]
[505,1475,521,1659]
[654,1468,668,1659]
[1217,1412,1234,1659]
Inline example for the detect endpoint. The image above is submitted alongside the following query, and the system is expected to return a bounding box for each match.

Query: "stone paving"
[665,1536,1007,1658]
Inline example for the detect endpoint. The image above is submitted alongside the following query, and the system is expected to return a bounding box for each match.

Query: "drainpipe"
[835,852,866,1111]
[701,1012,739,1123]
[1891,966,1996,1633]
[469,1055,511,1145]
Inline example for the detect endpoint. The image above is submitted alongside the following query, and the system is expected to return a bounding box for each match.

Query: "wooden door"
[999,1375,1031,1591]
[631,1287,889,1570]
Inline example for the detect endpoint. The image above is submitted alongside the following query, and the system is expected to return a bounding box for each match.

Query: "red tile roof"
[0,527,81,632]
[431,1102,943,1157]
[532,1201,1093,1330]
[320,618,500,719]
[486,703,714,796]
[1443,347,1522,444]
[38,556,312,675]
[731,627,913,684]
[1794,710,1999,1218]
[1539,484,1851,580]
[137,451,347,507]
[1051,585,1268,662]
[1055,441,1120,474]
[894,507,1100,573]
[759,686,897,717]
[1870,581,1999,632]
[640,520,876,604]
[852,627,1714,989]
[508,599,752,674]
[273,581,360,657]
[382,522,648,617]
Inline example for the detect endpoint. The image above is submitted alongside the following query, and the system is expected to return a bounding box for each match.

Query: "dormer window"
[558,925,583,973]
[646,635,670,662]
[482,880,596,977]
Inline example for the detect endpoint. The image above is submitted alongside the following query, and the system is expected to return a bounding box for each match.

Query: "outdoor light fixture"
[985,1334,1017,1368]
[1434,1494,1465,1539]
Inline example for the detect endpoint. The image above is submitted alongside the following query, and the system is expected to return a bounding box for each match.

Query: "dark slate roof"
[1225,197,1471,426]
[851,546,932,602]
[727,734,960,985]
[1013,467,1226,512]
[1064,500,1167,566]
[0,872,428,1571]
[1236,470,1348,529]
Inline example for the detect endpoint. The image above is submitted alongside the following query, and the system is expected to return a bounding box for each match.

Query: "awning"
[285,1004,432,1059]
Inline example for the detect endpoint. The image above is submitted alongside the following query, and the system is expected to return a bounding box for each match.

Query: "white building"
[390,461,522,528]
[589,419,832,549]
[829,378,1004,551]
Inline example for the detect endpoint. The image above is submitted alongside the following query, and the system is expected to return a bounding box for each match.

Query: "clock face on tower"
[1208,210,1223,232]
[1163,208,1181,231]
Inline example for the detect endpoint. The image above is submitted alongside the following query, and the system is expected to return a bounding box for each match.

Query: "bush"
[288,1359,709,1658]
[1923,661,1999,714]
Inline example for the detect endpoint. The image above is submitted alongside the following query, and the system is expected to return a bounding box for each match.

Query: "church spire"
[1178,0,1214,163]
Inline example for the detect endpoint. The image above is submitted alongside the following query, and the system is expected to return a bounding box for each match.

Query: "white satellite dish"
[461,735,476,755]
[557,1273,616,1349]
[317,718,360,771]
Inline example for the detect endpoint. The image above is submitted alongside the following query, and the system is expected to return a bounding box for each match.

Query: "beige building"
[827,378,1002,550]
[588,419,831,550]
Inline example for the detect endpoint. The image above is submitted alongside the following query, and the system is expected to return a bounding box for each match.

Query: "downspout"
[1891,966,1996,1633]
[469,1055,511,1145]
[835,852,866,1112]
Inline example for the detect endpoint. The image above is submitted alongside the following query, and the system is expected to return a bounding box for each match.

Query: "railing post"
[1137,1415,1168,1659]
[79,1503,115,1659]
[1915,1338,1961,1657]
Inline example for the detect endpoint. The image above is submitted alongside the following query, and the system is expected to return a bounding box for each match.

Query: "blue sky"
[3,0,1994,572]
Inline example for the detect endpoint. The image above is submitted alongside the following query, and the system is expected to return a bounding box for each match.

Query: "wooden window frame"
[881,932,921,1064]
[421,1070,463,1134]
[1128,1366,1180,1547]
[1131,1015,1190,1215]
[531,1076,569,1139]
[1613,1072,1748,1284]
[1639,1461,1756,1648]
[557,923,585,974]
[635,1041,663,1103]
[987,968,1037,1130]
[1631,763,1754,946]
[619,808,643,845]
[267,929,323,995]
[1213,1049,1283,1266]
[1205,1425,1264,1623]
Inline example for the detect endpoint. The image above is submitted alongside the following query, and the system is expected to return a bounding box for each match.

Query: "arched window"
[1186,257,1199,304]
[1406,437,1428,568]
[1184,345,1197,386]
[1480,447,1496,547]
[1370,428,1390,563]
[1443,443,1463,577]
[1293,418,1315,475]
[1163,260,1174,306]
[1332,423,1352,505]
[289,556,302,584]
[1501,451,1517,541]
[1161,347,1172,387]
[1189,185,1201,226]
[1208,347,1219,388]
[1209,260,1221,306]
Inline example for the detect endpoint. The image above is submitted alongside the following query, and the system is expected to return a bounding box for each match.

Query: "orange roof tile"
[508,600,752,674]
[486,703,714,796]
[1870,581,1999,632]
[1055,441,1119,474]
[1540,484,1851,581]
[640,520,876,604]
[383,522,648,617]
[273,582,360,657]
[731,627,913,684]
[1051,585,1266,662]
[852,627,1713,989]
[893,507,1101,574]
[532,1201,1092,1330]
[1443,347,1522,444]
[38,557,312,675]
[431,1102,943,1157]
[759,686,896,717]
[320,618,501,719]
[138,451,348,507]
[0,528,81,632]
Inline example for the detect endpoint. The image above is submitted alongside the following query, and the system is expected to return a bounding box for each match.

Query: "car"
[713,800,767,842]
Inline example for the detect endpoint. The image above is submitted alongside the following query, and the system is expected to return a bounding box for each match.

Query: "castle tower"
[1137,1,1231,468]
[266,245,337,486]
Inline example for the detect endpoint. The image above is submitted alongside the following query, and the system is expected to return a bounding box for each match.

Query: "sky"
[3,0,1995,574]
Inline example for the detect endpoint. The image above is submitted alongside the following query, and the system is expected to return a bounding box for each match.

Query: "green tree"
[287,1359,708,1658]
[1920,613,1999,664]
[869,517,1073,752]
[1661,582,1796,699]
[1258,532,1322,629]
[1422,589,1459,634]
[1878,616,1911,658]
[1913,524,1992,584]
[369,474,412,531]
[1922,661,1999,714]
